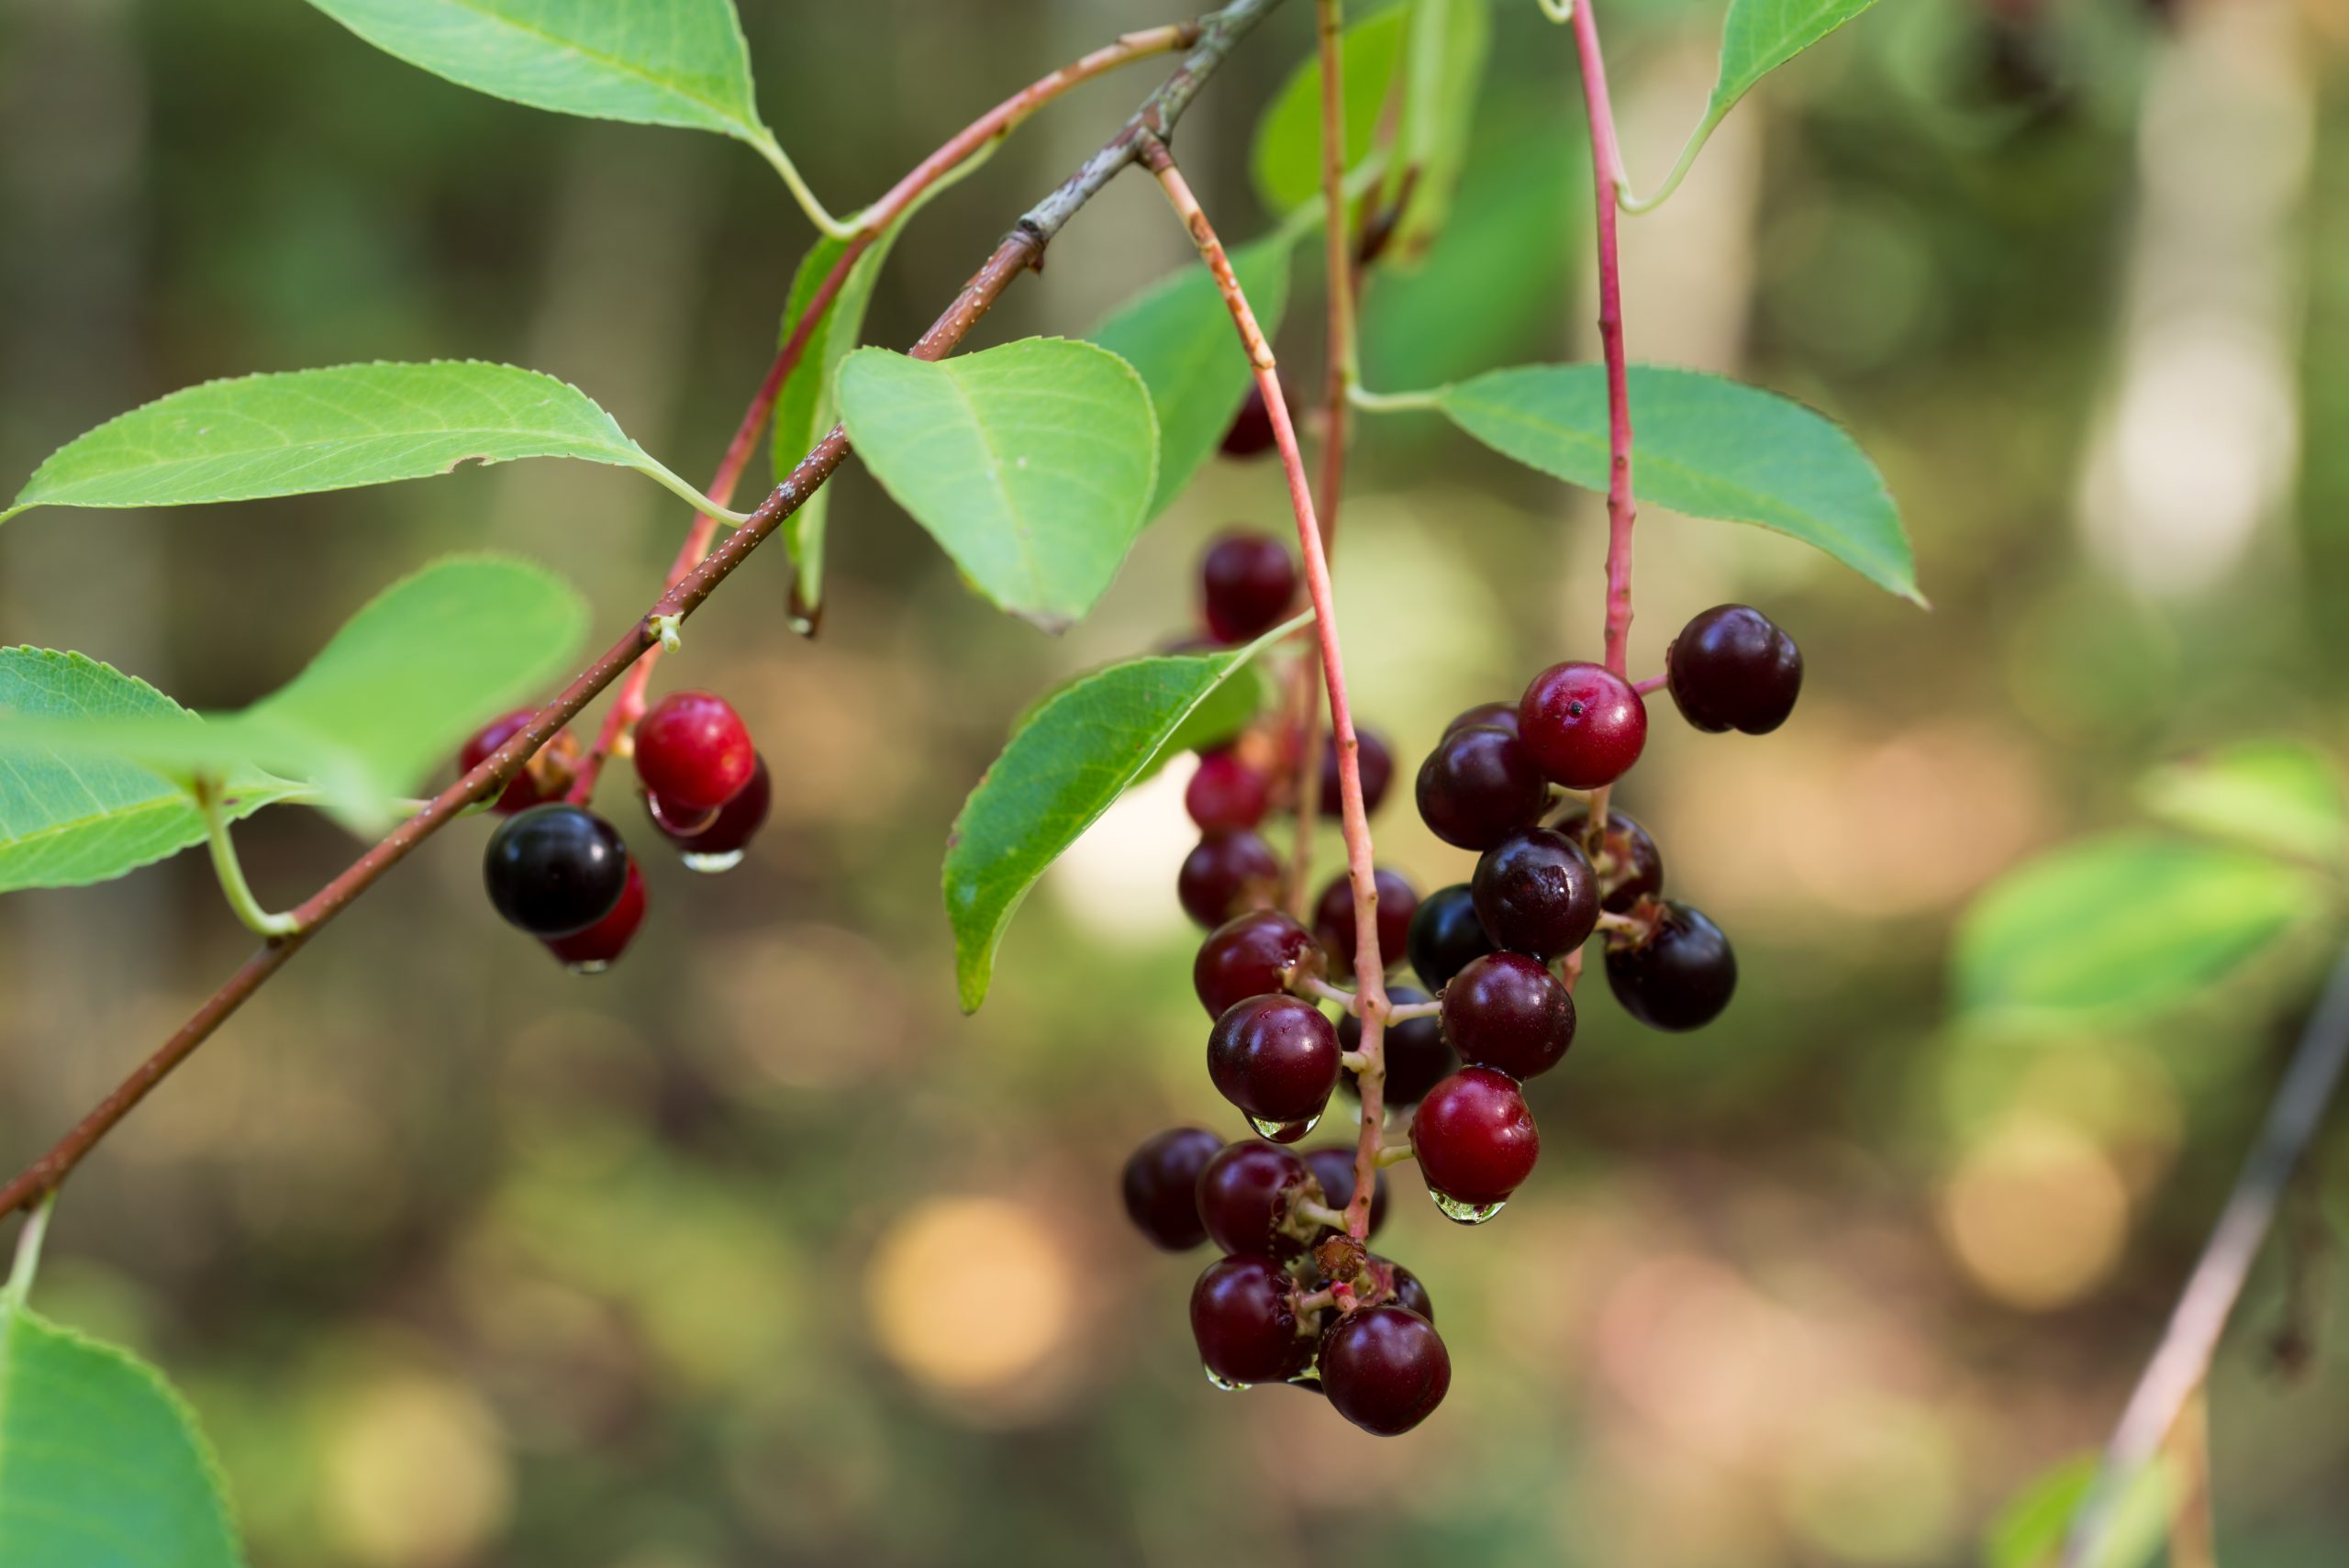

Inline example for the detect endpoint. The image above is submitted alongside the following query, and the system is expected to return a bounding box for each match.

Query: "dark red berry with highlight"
[1321,1306,1451,1435]
[1339,985,1456,1106]
[1220,383,1286,460]
[1556,806,1663,914]
[1416,724,1548,850]
[1606,901,1738,1031]
[1201,530,1297,644]
[1195,910,1326,1019]
[1519,662,1647,789]
[1443,701,1520,740]
[1208,995,1342,1128]
[634,690,756,816]
[1195,1140,1315,1258]
[1412,1067,1540,1209]
[1192,1254,1313,1385]
[1668,604,1802,735]
[1406,884,1495,993]
[1122,1127,1223,1251]
[1310,868,1418,975]
[540,859,645,971]
[1186,749,1270,832]
[649,752,770,862]
[461,708,572,814]
[1442,952,1575,1080]
[1304,1147,1387,1239]
[1178,830,1281,929]
[1471,827,1599,960]
[1319,728,1394,818]
[1382,1260,1434,1323]
[483,804,632,938]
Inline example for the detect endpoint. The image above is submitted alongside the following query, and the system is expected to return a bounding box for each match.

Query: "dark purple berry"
[1382,1260,1434,1322]
[1196,1140,1317,1258]
[1416,724,1548,850]
[1555,806,1663,914]
[1412,1067,1540,1208]
[1311,868,1418,975]
[1471,827,1599,960]
[1321,1307,1451,1435]
[1605,901,1737,1031]
[484,804,631,938]
[1208,995,1342,1127]
[648,751,770,862]
[1186,749,1270,832]
[1519,662,1647,789]
[1442,952,1575,1080]
[1319,728,1394,818]
[1122,1127,1223,1251]
[1443,701,1520,740]
[1667,605,1802,735]
[1303,1147,1387,1239]
[1339,985,1456,1106]
[1219,384,1286,461]
[1178,830,1281,929]
[1191,1254,1313,1385]
[1195,910,1326,1020]
[1201,531,1297,644]
[634,690,756,816]
[1406,884,1495,992]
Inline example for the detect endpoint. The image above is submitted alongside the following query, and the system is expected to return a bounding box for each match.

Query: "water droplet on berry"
[1429,1188,1506,1225]
[560,959,613,976]
[1204,1366,1251,1392]
[679,847,748,874]
[1246,1113,1319,1142]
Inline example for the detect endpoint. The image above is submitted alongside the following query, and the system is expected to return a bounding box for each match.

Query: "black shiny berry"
[1556,806,1663,914]
[1122,1127,1223,1251]
[1416,724,1548,850]
[1406,884,1496,993]
[1443,701,1520,740]
[1339,985,1457,1106]
[1471,827,1599,960]
[1605,901,1738,1031]
[1667,605,1802,735]
[1382,1260,1434,1322]
[483,804,631,937]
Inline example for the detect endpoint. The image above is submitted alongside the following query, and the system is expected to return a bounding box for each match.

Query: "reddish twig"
[1139,136,1390,1242]
[0,0,1290,1225]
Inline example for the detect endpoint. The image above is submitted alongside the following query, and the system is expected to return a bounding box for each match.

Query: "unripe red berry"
[1519,662,1646,789]
[1412,1067,1540,1210]
[634,690,756,816]
[1186,749,1270,832]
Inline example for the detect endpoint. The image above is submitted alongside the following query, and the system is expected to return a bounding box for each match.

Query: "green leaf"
[0,652,306,895]
[1011,662,1272,788]
[1435,363,1920,602]
[836,339,1160,633]
[1385,0,1492,267]
[4,556,588,833]
[945,617,1305,1012]
[1709,0,1885,133]
[1088,236,1294,517]
[2140,740,2346,866]
[0,1303,244,1567]
[1251,5,1408,218]
[1983,1453,2169,1568]
[1953,833,2326,1023]
[6,361,717,523]
[297,0,773,150]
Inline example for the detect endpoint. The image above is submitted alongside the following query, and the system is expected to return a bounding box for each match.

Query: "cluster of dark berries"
[469,690,772,971]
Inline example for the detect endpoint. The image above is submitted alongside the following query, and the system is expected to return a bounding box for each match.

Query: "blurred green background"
[5,0,2349,1563]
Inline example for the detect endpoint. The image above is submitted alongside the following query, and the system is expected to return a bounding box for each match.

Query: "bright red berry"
[1196,1140,1317,1258]
[1411,1067,1540,1211]
[1319,728,1394,819]
[1191,1255,1313,1386]
[1122,1127,1223,1251]
[460,708,570,814]
[1338,984,1456,1106]
[1605,901,1738,1031]
[634,690,756,817]
[1442,952,1576,1080]
[648,752,770,869]
[540,859,646,972]
[1186,749,1270,832]
[1201,531,1297,645]
[1519,662,1647,789]
[1471,827,1599,960]
[1667,605,1802,734]
[1415,724,1548,850]
[1310,867,1418,975]
[1195,910,1325,1019]
[1320,1306,1451,1435]
[1208,995,1342,1129]
[1178,830,1281,929]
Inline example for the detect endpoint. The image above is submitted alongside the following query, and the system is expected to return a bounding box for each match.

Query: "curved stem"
[1615,106,1721,216]
[749,129,862,240]
[1348,383,1444,413]
[195,777,299,938]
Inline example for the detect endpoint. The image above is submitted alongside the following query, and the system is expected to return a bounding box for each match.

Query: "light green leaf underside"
[0,1304,245,1567]
[945,615,1305,1013]
[1436,363,1920,602]
[2140,739,2346,866]
[0,651,303,895]
[1385,0,1491,268]
[6,361,703,520]
[297,0,770,145]
[836,338,1160,633]
[1088,235,1294,517]
[1251,4,1407,218]
[1953,833,2326,1023]
[4,556,588,835]
[1711,0,1884,122]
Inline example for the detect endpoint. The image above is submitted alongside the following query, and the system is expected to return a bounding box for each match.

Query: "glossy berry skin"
[1321,1307,1451,1435]
[1192,1254,1313,1385]
[1416,724,1548,850]
[1200,531,1297,645]
[1195,910,1326,1019]
[1122,1127,1224,1251]
[1304,1147,1387,1239]
[1519,662,1648,789]
[540,859,645,970]
[1319,728,1394,819]
[1197,1140,1317,1258]
[1406,884,1496,993]
[1668,604,1802,735]
[1442,952,1576,1080]
[483,804,632,938]
[649,752,770,856]
[1443,701,1520,740]
[1220,383,1284,460]
[1339,985,1456,1106]
[1606,901,1738,1031]
[1208,995,1342,1127]
[1178,830,1281,929]
[1556,806,1663,914]
[634,690,756,816]
[461,708,566,814]
[1186,749,1270,832]
[1311,868,1418,975]
[1412,1067,1540,1207]
[1472,827,1599,960]
[1383,1260,1435,1323]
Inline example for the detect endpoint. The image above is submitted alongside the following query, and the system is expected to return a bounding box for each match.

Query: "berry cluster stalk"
[0,0,1297,1225]
[1139,139,1391,1242]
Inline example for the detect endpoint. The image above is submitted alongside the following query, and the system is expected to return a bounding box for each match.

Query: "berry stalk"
[1139,138,1391,1241]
